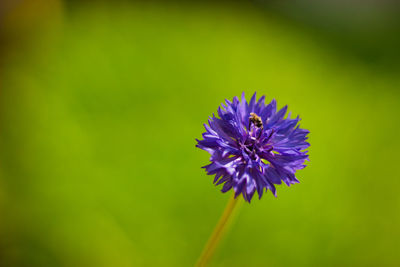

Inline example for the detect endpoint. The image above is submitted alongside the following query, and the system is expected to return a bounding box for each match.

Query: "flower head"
[196,92,310,202]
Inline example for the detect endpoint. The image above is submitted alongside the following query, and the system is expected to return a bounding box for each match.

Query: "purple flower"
[196,92,310,202]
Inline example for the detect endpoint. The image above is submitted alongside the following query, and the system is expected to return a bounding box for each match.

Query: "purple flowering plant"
[196,92,310,202]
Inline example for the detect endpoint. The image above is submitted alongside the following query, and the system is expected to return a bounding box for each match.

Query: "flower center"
[242,113,264,160]
[239,112,275,162]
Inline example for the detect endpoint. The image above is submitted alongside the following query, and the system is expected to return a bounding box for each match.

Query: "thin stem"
[196,194,242,267]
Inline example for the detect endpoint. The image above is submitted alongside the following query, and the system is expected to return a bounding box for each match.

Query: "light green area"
[1,2,400,267]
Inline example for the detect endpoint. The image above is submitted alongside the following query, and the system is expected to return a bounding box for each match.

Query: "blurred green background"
[1,0,400,266]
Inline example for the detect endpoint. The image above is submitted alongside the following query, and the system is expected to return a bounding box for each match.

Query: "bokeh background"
[1,0,400,266]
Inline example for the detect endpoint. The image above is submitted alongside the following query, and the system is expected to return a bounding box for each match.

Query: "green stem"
[196,193,242,267]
